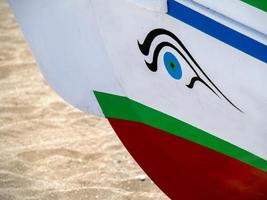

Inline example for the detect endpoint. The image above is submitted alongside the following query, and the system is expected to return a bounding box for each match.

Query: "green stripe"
[241,0,267,12]
[94,91,267,172]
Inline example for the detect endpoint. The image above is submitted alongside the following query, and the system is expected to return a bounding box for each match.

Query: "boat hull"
[109,118,267,200]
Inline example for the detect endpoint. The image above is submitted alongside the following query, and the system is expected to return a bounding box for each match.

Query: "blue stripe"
[167,0,267,63]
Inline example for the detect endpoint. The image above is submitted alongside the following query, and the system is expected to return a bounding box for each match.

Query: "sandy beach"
[0,1,168,199]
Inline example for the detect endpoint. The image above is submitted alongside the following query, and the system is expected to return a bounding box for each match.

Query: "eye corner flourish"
[138,40,149,56]
[145,60,157,72]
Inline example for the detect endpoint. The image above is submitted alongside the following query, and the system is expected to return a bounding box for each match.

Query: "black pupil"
[170,62,175,69]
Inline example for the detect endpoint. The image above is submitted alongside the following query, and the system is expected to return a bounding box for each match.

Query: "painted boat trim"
[94,91,267,172]
[241,0,267,12]
[167,0,267,63]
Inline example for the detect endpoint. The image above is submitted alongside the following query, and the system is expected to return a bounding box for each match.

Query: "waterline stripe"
[94,91,267,172]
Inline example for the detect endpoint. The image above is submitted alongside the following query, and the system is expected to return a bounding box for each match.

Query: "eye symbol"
[138,28,243,113]
[163,52,182,80]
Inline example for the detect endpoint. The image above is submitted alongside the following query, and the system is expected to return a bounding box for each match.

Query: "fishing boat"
[8,0,267,199]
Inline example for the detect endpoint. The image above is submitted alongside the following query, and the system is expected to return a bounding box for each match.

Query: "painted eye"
[163,52,182,80]
[138,28,242,112]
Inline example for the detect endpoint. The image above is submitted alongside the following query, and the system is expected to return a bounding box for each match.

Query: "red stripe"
[108,118,267,200]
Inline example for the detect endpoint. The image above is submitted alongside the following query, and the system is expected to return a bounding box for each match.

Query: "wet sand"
[0,1,168,199]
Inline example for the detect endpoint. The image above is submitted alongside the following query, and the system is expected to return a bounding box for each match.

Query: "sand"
[0,1,169,199]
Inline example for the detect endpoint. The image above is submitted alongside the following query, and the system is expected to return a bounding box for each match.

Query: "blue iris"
[163,52,182,80]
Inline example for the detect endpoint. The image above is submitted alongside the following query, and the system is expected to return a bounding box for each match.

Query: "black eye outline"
[138,28,243,113]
